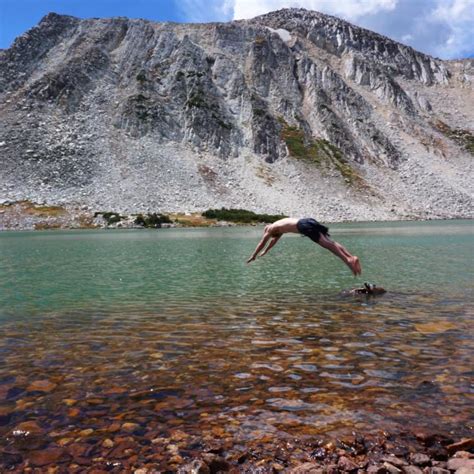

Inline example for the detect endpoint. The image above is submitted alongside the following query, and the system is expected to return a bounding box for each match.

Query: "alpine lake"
[0,219,472,471]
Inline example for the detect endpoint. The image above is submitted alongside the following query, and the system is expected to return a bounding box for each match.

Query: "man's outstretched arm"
[258,234,281,258]
[247,232,271,263]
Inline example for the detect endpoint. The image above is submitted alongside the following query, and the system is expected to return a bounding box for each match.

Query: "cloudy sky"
[1,0,473,59]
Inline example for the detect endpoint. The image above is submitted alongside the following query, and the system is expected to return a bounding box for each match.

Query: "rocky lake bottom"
[0,221,472,472]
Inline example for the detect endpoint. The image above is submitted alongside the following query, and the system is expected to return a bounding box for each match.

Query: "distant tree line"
[202,208,286,223]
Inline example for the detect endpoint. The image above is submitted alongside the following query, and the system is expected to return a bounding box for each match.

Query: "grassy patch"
[280,123,308,159]
[31,205,66,217]
[202,208,286,224]
[279,119,362,185]
[34,222,63,230]
[314,139,359,184]
[17,201,66,217]
[169,213,215,227]
[432,120,474,155]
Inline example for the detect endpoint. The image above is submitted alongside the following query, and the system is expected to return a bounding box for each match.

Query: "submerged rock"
[289,462,324,473]
[29,447,68,466]
[447,438,474,455]
[12,420,44,436]
[26,379,57,392]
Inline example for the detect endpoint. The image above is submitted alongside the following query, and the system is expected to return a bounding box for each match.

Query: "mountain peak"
[0,11,472,225]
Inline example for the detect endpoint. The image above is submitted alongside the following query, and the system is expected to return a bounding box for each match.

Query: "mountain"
[0,8,472,226]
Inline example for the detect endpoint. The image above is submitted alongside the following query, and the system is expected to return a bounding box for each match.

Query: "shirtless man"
[247,217,362,276]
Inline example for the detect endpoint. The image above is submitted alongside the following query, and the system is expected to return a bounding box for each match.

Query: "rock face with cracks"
[0,8,473,223]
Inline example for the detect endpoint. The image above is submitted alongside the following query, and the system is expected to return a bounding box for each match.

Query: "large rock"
[447,458,474,471]
[289,462,324,473]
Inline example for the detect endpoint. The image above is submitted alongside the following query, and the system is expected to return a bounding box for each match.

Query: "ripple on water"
[293,364,318,372]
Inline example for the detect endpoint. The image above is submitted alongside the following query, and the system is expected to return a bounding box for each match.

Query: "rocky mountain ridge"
[0,8,472,228]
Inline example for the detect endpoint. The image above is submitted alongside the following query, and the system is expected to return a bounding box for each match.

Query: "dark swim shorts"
[296,218,330,243]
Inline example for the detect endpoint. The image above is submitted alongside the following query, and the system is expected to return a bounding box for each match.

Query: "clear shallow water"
[0,220,473,466]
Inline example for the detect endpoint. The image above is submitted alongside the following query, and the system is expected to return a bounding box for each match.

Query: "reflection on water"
[0,220,473,467]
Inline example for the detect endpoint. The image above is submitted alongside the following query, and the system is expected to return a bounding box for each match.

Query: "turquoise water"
[0,220,473,469]
[1,220,473,315]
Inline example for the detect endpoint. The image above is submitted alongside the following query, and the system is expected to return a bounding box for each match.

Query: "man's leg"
[317,233,361,275]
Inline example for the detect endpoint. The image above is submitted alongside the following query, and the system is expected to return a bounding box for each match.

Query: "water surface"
[0,220,473,466]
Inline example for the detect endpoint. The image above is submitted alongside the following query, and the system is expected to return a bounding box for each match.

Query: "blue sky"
[1,0,473,59]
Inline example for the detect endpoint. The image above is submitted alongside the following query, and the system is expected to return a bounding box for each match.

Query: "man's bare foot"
[348,256,362,276]
[354,256,362,275]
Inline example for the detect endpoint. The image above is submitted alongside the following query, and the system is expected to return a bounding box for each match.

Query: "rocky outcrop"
[0,8,472,224]
[255,8,450,85]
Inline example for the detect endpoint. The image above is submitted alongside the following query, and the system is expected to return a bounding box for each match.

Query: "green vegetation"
[466,136,474,154]
[279,122,308,159]
[202,208,287,223]
[94,212,123,225]
[134,94,148,102]
[129,94,151,120]
[253,108,267,117]
[186,93,207,108]
[186,71,205,78]
[433,120,474,155]
[212,112,232,130]
[136,70,147,82]
[186,91,232,129]
[316,139,358,184]
[134,213,172,228]
[279,119,361,185]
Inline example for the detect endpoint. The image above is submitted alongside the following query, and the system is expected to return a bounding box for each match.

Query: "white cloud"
[429,0,474,58]
[433,0,472,19]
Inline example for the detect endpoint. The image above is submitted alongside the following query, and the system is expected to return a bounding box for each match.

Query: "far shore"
[0,200,472,231]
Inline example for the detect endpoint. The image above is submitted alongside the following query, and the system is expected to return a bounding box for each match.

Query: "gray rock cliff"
[0,8,472,223]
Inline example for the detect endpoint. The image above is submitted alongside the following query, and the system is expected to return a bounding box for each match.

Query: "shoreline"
[1,427,472,472]
[0,201,472,232]
[1,217,472,233]
[1,218,472,232]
